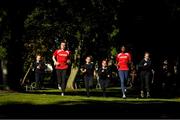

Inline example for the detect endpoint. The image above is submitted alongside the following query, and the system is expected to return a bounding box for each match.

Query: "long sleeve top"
[33,60,46,73]
[98,66,110,80]
[139,59,152,72]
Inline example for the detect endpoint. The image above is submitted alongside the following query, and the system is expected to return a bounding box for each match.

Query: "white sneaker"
[122,94,126,99]
[125,89,127,92]
[58,84,61,90]
[61,92,64,96]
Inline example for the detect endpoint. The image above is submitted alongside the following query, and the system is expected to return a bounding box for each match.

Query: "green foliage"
[24,8,43,29]
[23,7,56,71]
[0,8,11,48]
[22,0,123,67]
[110,47,118,57]
[0,0,180,90]
[0,9,7,23]
[110,25,119,38]
[0,46,7,59]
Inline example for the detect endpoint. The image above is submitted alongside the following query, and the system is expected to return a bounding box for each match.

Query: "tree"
[0,46,8,90]
[0,0,37,90]
[1,0,179,90]
[21,0,125,90]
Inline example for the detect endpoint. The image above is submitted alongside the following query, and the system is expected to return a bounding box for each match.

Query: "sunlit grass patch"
[0,87,180,106]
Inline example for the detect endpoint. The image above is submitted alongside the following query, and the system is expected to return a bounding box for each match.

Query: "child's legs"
[84,76,90,93]
[99,79,105,92]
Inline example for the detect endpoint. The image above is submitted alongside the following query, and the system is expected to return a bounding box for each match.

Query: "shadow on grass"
[25,87,141,98]
[25,87,178,99]
[1,87,179,118]
[0,99,180,119]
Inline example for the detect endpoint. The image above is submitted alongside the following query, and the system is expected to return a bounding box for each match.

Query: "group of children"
[79,47,153,98]
[32,41,154,99]
[80,56,110,97]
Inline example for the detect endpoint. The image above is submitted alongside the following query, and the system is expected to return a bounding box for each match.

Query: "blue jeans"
[118,70,128,95]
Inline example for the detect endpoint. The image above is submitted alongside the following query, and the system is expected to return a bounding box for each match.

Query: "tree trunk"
[66,37,82,90]
[66,65,79,90]
[0,60,2,85]
[1,59,10,90]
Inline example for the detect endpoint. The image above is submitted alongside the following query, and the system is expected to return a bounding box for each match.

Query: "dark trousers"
[56,69,67,93]
[84,75,93,95]
[99,78,109,94]
[140,71,151,92]
[35,72,44,89]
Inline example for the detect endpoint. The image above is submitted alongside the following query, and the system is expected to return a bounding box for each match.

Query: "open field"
[0,87,180,119]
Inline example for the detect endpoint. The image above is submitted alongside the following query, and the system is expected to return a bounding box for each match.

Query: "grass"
[0,87,180,119]
[1,88,180,105]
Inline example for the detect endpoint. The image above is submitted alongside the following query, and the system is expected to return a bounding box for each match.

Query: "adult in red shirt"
[52,41,71,96]
[116,45,131,98]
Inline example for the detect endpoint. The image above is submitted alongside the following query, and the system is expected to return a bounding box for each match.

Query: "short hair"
[86,56,93,61]
[102,59,108,65]
[121,45,126,48]
[36,53,42,57]
[59,41,67,49]
[61,39,67,43]
[61,41,66,44]
[144,52,150,55]
[102,59,107,62]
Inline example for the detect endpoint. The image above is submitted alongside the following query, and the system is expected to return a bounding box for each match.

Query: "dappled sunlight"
[1,88,180,106]
[0,88,180,119]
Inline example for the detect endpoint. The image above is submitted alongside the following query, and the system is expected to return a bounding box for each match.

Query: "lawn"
[0,87,180,119]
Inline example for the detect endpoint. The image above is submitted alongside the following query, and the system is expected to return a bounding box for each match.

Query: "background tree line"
[0,0,180,90]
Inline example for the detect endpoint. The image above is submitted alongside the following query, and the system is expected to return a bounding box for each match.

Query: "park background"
[0,0,180,119]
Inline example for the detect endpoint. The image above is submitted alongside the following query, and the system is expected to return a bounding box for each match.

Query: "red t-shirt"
[53,49,70,70]
[116,52,131,70]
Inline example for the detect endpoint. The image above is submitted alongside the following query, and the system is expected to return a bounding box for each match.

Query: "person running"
[116,45,131,98]
[80,56,95,97]
[33,54,46,89]
[139,52,153,98]
[98,60,110,97]
[52,41,71,96]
